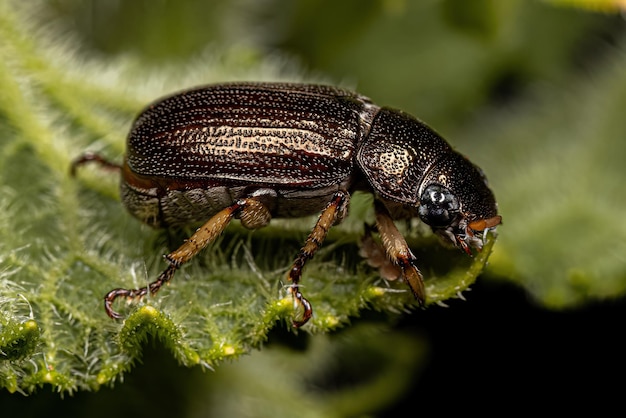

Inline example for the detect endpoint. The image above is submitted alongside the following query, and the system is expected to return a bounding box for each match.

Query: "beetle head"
[355,107,501,252]
[417,152,501,253]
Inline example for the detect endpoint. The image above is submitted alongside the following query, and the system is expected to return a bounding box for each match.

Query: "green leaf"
[545,0,626,13]
[0,2,494,393]
[463,41,626,308]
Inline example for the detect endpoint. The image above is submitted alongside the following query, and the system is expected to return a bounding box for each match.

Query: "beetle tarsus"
[285,191,349,326]
[104,289,128,320]
[70,152,122,177]
[290,286,313,328]
[288,261,313,327]
[398,256,426,307]
[103,264,177,319]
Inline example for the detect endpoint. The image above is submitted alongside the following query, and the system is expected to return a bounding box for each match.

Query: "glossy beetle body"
[121,83,375,227]
[72,82,501,326]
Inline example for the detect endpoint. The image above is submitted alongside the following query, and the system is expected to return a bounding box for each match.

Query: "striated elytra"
[71,82,501,327]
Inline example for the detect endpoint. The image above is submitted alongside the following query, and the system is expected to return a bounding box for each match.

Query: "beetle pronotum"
[71,82,501,327]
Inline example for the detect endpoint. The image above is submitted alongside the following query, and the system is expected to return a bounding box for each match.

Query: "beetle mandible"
[71,82,501,327]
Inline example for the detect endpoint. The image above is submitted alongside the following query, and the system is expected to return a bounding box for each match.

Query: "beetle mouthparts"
[454,215,502,255]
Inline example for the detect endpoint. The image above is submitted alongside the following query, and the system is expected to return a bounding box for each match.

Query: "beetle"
[71,82,501,327]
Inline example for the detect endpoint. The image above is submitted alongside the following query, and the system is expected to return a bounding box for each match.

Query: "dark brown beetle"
[71,82,501,327]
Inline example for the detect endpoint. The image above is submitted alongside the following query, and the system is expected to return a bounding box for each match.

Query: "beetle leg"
[70,152,122,176]
[373,201,426,306]
[287,190,349,327]
[237,189,275,230]
[359,223,403,282]
[104,197,265,319]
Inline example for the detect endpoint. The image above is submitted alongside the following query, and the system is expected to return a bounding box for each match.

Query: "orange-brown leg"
[287,191,349,327]
[374,201,426,306]
[104,197,270,319]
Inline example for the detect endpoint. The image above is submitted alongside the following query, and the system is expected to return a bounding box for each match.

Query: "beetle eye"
[418,184,460,228]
